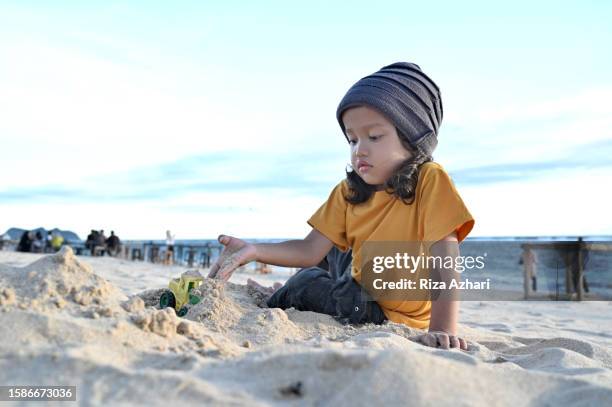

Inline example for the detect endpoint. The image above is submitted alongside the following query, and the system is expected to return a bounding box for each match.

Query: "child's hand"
[411,331,468,350]
[207,235,256,282]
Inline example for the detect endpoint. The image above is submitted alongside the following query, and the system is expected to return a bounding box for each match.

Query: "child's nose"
[355,141,368,156]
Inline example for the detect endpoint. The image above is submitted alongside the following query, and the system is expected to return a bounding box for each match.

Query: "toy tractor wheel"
[159,290,176,309]
[189,293,201,305]
[177,306,189,317]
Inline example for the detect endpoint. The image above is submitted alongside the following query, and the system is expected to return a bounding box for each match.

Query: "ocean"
[123,237,612,300]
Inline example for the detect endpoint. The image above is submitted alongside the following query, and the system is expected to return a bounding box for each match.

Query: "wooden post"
[187,248,196,267]
[565,252,573,294]
[577,248,584,301]
[522,246,530,299]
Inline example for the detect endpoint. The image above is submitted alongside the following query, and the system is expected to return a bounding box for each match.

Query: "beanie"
[336,62,443,157]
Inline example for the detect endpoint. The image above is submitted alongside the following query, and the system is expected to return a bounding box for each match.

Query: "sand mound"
[132,307,181,338]
[0,250,242,362]
[132,274,423,349]
[136,288,168,308]
[182,278,308,346]
[176,277,426,348]
[185,279,243,330]
[0,247,126,314]
[499,337,612,367]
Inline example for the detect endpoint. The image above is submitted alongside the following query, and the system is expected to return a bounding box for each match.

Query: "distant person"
[85,230,98,254]
[570,237,590,294]
[521,248,538,292]
[0,233,10,251]
[17,231,33,252]
[30,231,46,253]
[256,262,272,274]
[50,231,64,252]
[46,231,54,253]
[97,230,107,246]
[205,243,212,268]
[164,230,175,265]
[93,230,107,256]
[559,237,590,296]
[105,231,121,257]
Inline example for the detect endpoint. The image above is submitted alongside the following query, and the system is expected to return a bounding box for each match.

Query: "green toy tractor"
[159,273,203,317]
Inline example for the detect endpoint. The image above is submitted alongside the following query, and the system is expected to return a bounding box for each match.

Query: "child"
[208,62,474,350]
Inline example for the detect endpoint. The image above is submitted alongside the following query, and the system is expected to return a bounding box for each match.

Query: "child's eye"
[369,135,382,141]
[348,139,357,145]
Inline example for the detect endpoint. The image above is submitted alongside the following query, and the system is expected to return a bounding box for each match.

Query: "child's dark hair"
[344,130,432,205]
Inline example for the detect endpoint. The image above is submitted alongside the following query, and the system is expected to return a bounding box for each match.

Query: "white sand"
[0,248,611,406]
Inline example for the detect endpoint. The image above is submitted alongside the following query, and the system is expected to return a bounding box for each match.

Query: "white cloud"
[0,188,323,240]
[459,167,612,237]
[437,87,612,170]
[447,86,612,126]
[0,39,342,189]
[5,166,611,239]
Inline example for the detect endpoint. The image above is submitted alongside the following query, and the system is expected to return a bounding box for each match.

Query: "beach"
[1,247,611,406]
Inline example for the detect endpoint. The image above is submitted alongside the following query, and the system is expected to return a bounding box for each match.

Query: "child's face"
[343,105,413,187]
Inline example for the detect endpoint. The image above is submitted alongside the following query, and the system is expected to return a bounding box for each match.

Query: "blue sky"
[1,1,611,239]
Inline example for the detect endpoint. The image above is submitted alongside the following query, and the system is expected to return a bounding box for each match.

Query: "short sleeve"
[307,180,349,252]
[417,163,474,244]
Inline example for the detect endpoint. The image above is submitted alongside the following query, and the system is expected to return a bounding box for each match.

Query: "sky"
[0,0,611,240]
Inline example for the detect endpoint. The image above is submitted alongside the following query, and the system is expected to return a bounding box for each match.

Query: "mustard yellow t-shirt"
[307,162,475,329]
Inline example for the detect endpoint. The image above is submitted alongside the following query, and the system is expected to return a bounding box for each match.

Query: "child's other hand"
[411,331,468,351]
[207,235,256,282]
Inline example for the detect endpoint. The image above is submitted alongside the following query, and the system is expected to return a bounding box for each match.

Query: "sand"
[0,248,611,406]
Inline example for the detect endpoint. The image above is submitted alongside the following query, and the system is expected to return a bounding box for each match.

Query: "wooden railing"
[521,242,612,301]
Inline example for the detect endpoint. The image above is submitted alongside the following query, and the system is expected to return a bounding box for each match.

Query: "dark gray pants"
[266,247,387,325]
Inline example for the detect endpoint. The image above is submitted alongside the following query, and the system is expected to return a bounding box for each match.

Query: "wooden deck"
[521,241,612,301]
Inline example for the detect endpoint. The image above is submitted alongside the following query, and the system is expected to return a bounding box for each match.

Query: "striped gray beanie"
[336,62,443,157]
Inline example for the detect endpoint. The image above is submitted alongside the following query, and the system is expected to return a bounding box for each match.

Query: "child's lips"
[356,160,372,171]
